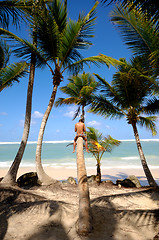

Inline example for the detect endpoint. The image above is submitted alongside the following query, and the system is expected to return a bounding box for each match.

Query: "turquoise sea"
[0,140,159,170]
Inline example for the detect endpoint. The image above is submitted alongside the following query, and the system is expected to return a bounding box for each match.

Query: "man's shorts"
[74,133,87,142]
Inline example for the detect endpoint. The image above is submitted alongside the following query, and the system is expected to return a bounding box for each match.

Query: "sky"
[0,0,159,142]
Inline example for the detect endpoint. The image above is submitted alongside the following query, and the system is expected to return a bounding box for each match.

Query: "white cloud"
[87,120,101,127]
[56,129,60,133]
[64,110,75,118]
[32,111,43,119]
[0,112,7,116]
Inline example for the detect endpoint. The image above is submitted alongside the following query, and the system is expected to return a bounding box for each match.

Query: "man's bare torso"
[75,122,86,135]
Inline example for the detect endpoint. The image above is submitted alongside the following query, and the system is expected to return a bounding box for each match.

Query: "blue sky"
[0,0,159,142]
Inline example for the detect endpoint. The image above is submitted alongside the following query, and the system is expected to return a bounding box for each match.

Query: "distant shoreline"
[0,139,159,144]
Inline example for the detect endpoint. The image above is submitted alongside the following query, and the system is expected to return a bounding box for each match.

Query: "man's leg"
[72,140,76,153]
[85,139,89,152]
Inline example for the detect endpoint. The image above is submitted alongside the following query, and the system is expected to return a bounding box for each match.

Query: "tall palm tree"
[55,72,98,121]
[90,57,159,187]
[87,127,120,184]
[0,0,51,185]
[33,0,100,185]
[76,136,92,235]
[110,4,159,77]
[0,39,28,92]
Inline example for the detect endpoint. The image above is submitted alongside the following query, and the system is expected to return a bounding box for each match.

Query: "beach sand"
[0,166,159,185]
[0,167,159,240]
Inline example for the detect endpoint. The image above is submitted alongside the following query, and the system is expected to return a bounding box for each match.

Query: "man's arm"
[75,124,77,132]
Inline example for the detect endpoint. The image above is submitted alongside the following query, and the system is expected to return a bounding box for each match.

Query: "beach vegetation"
[86,127,120,184]
[89,57,159,187]
[55,72,98,121]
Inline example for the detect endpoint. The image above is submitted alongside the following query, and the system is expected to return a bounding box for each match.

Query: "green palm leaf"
[0,61,28,92]
[139,116,157,136]
[110,5,159,56]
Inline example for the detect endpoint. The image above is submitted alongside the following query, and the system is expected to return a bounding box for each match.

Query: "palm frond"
[0,61,28,92]
[110,5,159,56]
[89,95,124,119]
[143,98,159,114]
[55,97,77,107]
[73,106,81,120]
[61,2,98,70]
[0,28,48,68]
[138,116,158,136]
[0,39,10,69]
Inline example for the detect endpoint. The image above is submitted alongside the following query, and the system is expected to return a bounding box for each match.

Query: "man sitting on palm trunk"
[73,119,89,153]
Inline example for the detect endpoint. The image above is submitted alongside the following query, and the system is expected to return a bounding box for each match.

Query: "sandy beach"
[0,166,159,186]
[1,166,159,240]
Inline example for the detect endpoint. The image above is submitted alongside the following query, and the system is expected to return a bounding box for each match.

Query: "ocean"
[0,140,159,170]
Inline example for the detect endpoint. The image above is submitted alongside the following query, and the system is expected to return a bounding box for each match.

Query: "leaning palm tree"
[87,127,120,184]
[33,0,100,185]
[55,72,98,121]
[90,57,159,187]
[0,0,52,185]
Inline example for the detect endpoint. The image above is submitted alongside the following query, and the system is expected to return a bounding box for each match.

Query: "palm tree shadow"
[87,189,159,240]
[0,186,69,240]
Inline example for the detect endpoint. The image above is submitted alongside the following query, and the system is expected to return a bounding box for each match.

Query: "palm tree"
[110,4,159,77]
[76,136,92,235]
[0,0,51,185]
[90,57,159,187]
[0,40,28,92]
[55,72,98,121]
[86,127,120,184]
[32,0,101,185]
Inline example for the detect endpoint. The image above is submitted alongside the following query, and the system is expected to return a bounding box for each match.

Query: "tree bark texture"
[132,123,158,187]
[76,137,92,235]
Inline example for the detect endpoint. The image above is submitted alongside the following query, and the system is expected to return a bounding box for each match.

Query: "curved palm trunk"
[36,85,59,185]
[1,53,36,185]
[76,137,92,235]
[132,122,158,187]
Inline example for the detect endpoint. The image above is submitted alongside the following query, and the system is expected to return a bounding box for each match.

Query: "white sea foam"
[121,156,139,160]
[0,140,73,145]
[1,139,159,145]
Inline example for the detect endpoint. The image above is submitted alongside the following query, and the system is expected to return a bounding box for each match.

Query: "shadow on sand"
[0,185,159,240]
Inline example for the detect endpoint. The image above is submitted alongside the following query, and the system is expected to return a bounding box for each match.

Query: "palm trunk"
[1,52,36,185]
[36,85,59,185]
[76,137,92,235]
[81,105,85,122]
[96,162,101,185]
[132,122,158,187]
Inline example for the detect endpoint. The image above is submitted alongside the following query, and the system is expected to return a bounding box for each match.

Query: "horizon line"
[0,139,159,144]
